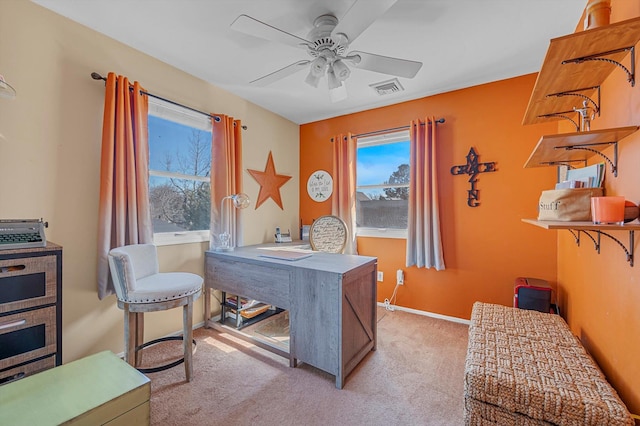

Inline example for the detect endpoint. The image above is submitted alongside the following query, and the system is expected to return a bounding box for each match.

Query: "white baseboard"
[377,302,470,325]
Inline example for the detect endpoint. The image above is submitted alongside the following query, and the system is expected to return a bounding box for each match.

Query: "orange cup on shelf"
[590,196,625,225]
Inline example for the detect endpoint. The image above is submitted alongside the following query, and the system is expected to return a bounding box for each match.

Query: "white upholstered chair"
[108,243,203,381]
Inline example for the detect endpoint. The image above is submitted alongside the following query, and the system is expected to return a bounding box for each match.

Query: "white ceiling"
[32,0,586,124]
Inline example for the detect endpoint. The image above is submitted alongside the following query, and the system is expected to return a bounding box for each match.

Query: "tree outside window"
[148,98,212,244]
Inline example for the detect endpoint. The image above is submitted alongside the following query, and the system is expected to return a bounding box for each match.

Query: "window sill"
[356,228,407,239]
[153,230,210,246]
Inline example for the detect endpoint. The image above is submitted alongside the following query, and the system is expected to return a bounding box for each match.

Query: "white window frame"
[148,97,212,246]
[356,130,410,239]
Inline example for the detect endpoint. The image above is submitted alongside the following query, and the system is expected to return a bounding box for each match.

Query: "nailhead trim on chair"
[125,288,201,303]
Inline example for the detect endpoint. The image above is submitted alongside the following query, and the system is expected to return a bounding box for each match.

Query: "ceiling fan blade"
[231,14,310,49]
[347,51,422,78]
[250,60,310,87]
[333,0,397,42]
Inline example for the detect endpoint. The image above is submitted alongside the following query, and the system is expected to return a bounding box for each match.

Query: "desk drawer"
[207,258,290,308]
[0,306,56,370]
[0,255,57,313]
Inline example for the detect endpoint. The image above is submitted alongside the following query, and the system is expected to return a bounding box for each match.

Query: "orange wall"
[300,74,558,321]
[555,0,640,413]
[301,3,640,412]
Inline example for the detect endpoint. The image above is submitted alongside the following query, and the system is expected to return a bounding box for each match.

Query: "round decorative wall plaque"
[309,215,347,253]
[306,170,333,202]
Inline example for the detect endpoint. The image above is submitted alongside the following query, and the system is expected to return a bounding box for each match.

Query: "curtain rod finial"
[91,72,106,81]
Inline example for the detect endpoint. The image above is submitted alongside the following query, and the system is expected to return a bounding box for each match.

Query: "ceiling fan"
[230,0,422,102]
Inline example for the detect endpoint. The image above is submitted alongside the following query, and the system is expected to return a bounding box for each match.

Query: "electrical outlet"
[377,271,383,282]
[397,269,404,285]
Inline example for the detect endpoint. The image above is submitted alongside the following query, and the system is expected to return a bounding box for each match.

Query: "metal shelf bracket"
[537,110,580,131]
[566,229,635,266]
[559,141,618,176]
[562,46,636,87]
[540,159,587,169]
[569,229,580,246]
[569,229,599,250]
[546,86,601,117]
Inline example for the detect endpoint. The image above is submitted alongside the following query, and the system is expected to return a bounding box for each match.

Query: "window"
[356,130,410,239]
[148,98,212,245]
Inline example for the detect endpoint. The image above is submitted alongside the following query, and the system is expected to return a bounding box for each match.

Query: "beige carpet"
[138,308,469,426]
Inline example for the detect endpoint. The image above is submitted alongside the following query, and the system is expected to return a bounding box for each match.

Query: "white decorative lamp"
[217,193,250,251]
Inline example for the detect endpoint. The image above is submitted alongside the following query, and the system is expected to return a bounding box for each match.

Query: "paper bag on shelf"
[538,187,603,221]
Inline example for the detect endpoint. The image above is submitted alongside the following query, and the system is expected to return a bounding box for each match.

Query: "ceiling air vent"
[369,78,404,96]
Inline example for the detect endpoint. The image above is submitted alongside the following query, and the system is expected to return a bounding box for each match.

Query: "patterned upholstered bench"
[464,302,633,425]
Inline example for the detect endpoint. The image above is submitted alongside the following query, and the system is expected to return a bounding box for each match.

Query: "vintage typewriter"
[0,219,47,250]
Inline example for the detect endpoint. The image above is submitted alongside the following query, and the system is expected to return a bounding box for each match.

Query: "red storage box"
[514,277,553,313]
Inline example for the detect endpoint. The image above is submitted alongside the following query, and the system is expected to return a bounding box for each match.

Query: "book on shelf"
[563,163,604,188]
[225,296,246,308]
[555,180,585,189]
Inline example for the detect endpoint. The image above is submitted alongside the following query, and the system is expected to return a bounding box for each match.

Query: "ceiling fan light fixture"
[332,59,350,81]
[310,56,328,76]
[327,67,342,90]
[305,70,322,88]
[230,6,423,105]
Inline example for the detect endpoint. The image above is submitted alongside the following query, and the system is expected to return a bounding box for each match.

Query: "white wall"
[0,0,299,363]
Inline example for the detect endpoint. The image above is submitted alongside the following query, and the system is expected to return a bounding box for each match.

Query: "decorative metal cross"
[450,147,497,207]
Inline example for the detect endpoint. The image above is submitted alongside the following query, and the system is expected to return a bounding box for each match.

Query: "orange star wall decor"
[247,151,292,210]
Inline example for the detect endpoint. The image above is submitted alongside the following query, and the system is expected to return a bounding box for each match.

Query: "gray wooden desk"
[204,244,377,388]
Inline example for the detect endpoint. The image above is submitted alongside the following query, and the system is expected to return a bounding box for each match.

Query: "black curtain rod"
[91,72,248,130]
[353,118,445,139]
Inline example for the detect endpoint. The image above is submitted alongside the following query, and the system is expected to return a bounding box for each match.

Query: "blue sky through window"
[148,115,212,173]
[357,141,410,186]
[149,116,408,188]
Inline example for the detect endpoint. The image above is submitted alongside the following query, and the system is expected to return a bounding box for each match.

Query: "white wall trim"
[377,302,470,325]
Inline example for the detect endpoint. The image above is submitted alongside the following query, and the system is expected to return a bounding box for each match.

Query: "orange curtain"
[332,133,358,255]
[97,72,153,299]
[210,115,243,250]
[406,117,445,269]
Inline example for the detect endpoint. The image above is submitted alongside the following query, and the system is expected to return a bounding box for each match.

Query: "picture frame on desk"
[309,215,347,253]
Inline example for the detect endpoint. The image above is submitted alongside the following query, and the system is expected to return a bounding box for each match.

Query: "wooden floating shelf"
[523,219,640,266]
[523,16,640,125]
[522,219,640,231]
[523,126,638,168]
